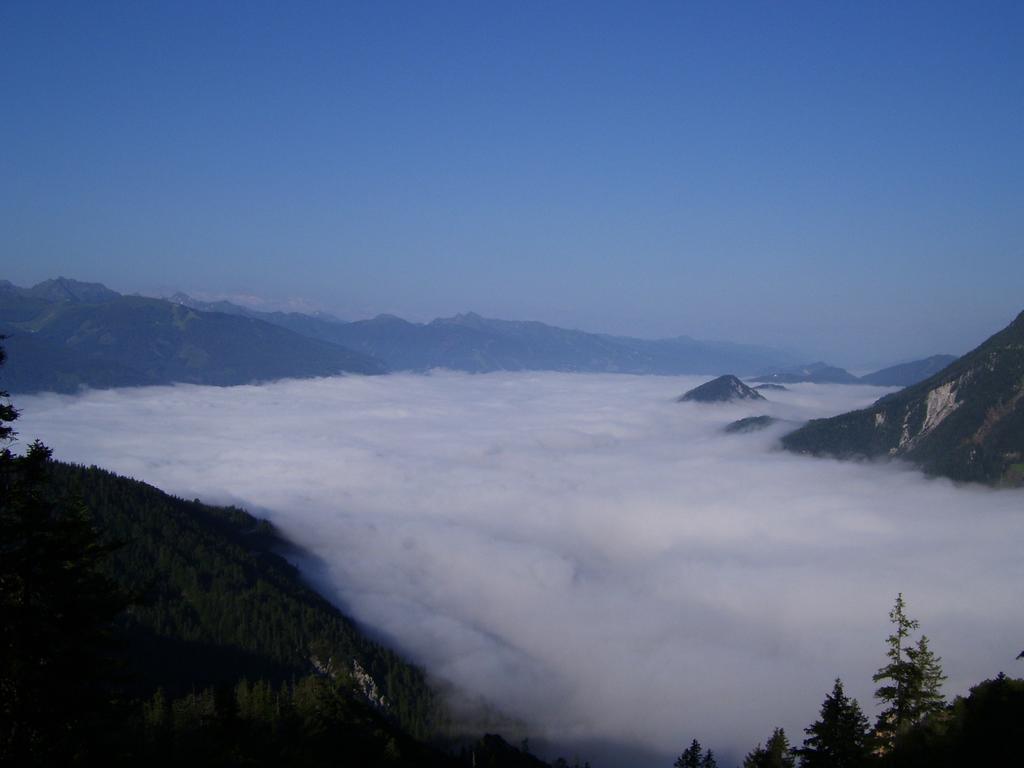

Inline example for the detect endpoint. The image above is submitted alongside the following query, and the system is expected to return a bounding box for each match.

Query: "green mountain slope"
[781,310,1024,485]
[3,454,547,765]
[44,461,442,738]
[0,281,57,323]
[0,327,151,392]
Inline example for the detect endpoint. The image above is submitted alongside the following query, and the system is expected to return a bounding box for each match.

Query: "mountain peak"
[677,374,766,403]
[28,277,121,304]
[432,311,489,328]
[368,313,413,325]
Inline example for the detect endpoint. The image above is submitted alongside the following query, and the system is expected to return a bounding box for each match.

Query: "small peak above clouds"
[678,374,766,403]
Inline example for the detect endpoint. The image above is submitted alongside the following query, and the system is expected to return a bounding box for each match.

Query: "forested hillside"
[44,462,440,736]
[1,447,553,767]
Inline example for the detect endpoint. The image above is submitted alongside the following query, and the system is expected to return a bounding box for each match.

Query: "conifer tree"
[795,678,872,768]
[675,739,704,768]
[675,739,717,768]
[0,344,125,765]
[873,593,920,741]
[873,594,947,750]
[906,634,946,723]
[0,341,15,443]
[743,728,794,768]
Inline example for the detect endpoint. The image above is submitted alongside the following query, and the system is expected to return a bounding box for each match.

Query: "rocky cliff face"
[782,311,1024,485]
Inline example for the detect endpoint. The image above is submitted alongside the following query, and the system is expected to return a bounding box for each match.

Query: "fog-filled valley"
[5,3,1024,764]
[16,372,1024,765]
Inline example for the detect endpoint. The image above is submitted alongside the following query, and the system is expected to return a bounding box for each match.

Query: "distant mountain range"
[859,354,958,386]
[750,362,863,385]
[0,279,385,393]
[0,278,963,394]
[0,278,811,392]
[749,356,961,388]
[782,310,1024,485]
[166,292,355,345]
[171,292,803,375]
[203,297,958,388]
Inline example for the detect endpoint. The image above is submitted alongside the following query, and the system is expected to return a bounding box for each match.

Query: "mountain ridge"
[2,279,967,389]
[750,361,862,385]
[96,282,807,375]
[0,280,386,393]
[781,310,1024,485]
[859,354,958,386]
[295,308,802,375]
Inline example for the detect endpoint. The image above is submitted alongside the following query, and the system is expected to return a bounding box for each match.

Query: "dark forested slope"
[42,461,441,739]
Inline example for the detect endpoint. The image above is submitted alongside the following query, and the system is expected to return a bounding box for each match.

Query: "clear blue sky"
[2,1,1022,367]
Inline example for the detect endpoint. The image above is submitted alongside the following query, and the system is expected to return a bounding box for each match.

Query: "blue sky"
[2,1,1022,367]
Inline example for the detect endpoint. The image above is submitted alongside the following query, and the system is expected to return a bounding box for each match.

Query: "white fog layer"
[15,373,1024,762]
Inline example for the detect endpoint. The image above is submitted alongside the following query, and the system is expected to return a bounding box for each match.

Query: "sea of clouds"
[15,372,1024,765]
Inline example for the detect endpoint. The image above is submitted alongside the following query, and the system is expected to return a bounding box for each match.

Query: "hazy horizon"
[4,273,1020,373]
